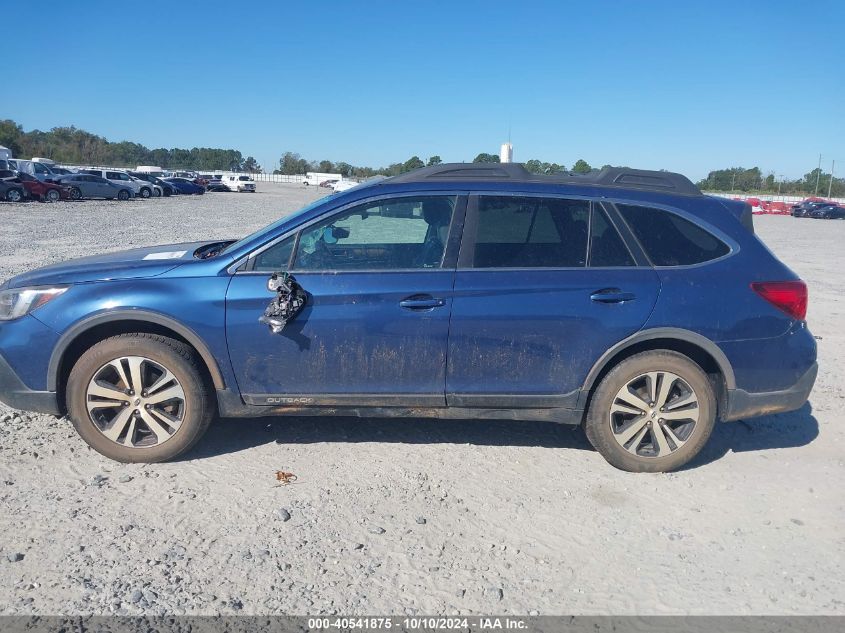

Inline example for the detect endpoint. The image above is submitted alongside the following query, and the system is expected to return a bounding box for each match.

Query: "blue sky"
[6,0,844,180]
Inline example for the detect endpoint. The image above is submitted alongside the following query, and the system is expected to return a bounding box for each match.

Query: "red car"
[17,172,72,202]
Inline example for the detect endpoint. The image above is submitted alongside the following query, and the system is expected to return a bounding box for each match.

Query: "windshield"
[220,197,330,256]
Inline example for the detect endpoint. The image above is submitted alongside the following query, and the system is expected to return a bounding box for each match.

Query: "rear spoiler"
[717,198,754,233]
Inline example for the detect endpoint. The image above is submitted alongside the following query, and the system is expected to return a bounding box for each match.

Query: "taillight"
[751,281,807,320]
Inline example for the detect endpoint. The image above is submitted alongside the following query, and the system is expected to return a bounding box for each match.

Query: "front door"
[225,193,466,407]
[446,194,661,409]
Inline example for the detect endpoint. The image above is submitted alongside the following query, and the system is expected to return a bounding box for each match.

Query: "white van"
[221,174,256,192]
[7,159,59,182]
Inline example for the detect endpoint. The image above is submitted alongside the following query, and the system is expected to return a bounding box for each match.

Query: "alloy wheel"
[86,356,186,448]
[609,371,699,458]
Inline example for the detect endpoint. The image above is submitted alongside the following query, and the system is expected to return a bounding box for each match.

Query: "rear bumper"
[723,361,818,421]
[0,352,60,415]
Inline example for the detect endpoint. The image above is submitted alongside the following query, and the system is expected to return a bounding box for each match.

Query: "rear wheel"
[70,187,82,200]
[139,187,151,198]
[6,188,23,202]
[66,334,214,463]
[153,187,162,197]
[45,189,61,203]
[117,189,130,201]
[584,351,716,472]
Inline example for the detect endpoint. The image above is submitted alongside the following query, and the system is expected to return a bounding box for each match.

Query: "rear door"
[225,193,467,406]
[446,193,660,409]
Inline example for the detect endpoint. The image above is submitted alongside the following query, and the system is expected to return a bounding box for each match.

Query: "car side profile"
[0,164,817,471]
[55,174,135,200]
[163,177,205,195]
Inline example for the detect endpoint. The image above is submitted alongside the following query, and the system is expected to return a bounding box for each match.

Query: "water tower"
[500,142,513,163]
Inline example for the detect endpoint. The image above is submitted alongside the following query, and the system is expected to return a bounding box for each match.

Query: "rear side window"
[589,205,635,267]
[617,204,730,266]
[472,196,589,268]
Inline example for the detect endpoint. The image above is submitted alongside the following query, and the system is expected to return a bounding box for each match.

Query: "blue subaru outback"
[0,164,817,471]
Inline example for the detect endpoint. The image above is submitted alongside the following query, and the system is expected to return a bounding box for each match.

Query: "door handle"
[590,288,636,304]
[400,295,446,310]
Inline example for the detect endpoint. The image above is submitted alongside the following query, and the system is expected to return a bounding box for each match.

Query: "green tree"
[335,161,353,177]
[402,156,425,172]
[0,119,24,156]
[243,157,261,173]
[572,159,592,174]
[318,160,335,173]
[427,155,442,166]
[472,152,500,163]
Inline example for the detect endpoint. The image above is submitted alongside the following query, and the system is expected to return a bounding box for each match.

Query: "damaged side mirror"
[259,271,307,334]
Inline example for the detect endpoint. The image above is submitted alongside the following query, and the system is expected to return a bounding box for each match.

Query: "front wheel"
[45,189,61,203]
[66,333,215,463]
[70,187,83,200]
[117,189,130,201]
[6,188,23,202]
[140,187,151,198]
[584,351,716,472]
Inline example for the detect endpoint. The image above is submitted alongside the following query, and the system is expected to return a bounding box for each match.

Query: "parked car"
[55,174,135,200]
[0,164,817,472]
[811,205,844,219]
[319,179,338,188]
[163,177,205,195]
[0,179,27,202]
[221,174,256,192]
[46,167,74,178]
[792,200,834,217]
[80,169,155,198]
[129,172,174,197]
[205,179,228,192]
[15,172,72,202]
[0,169,18,181]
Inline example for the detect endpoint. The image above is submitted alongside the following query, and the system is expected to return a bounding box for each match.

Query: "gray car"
[56,174,135,201]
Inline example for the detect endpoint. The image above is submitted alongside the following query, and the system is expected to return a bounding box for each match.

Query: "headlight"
[0,287,68,321]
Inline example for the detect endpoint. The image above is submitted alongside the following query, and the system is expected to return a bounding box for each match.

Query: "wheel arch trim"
[47,309,226,392]
[580,327,736,394]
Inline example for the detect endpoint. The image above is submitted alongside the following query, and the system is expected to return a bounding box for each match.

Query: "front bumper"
[723,361,818,421]
[0,352,60,415]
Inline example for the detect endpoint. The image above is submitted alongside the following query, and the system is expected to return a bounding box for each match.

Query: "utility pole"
[814,153,822,196]
[828,160,835,199]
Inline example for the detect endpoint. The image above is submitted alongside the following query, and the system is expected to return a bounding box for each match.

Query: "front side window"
[471,196,589,268]
[292,196,456,271]
[616,204,730,266]
[106,172,121,180]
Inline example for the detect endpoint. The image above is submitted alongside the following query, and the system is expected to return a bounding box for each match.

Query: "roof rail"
[384,163,702,196]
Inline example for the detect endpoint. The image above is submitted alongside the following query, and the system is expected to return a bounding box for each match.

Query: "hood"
[6,241,215,288]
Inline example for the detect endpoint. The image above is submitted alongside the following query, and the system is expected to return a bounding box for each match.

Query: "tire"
[45,189,61,203]
[66,333,215,463]
[117,189,130,201]
[6,188,23,202]
[140,187,151,198]
[584,350,716,473]
[70,187,82,200]
[153,187,162,197]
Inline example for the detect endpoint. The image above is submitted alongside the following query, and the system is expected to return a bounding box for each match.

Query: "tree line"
[0,119,260,173]
[4,120,840,196]
[273,151,597,177]
[696,166,844,197]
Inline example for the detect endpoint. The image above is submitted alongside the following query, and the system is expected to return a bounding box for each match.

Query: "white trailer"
[304,172,342,186]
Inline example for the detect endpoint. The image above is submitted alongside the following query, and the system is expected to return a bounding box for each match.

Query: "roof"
[383,163,702,196]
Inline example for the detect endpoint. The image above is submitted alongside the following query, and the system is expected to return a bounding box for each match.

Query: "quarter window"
[617,204,730,266]
[253,235,296,272]
[471,196,589,268]
[292,196,456,271]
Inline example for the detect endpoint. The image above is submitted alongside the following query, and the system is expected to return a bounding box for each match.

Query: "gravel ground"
[0,185,843,615]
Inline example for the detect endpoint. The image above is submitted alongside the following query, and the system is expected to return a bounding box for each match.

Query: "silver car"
[56,174,135,201]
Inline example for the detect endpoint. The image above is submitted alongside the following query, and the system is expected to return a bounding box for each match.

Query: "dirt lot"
[0,184,843,615]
